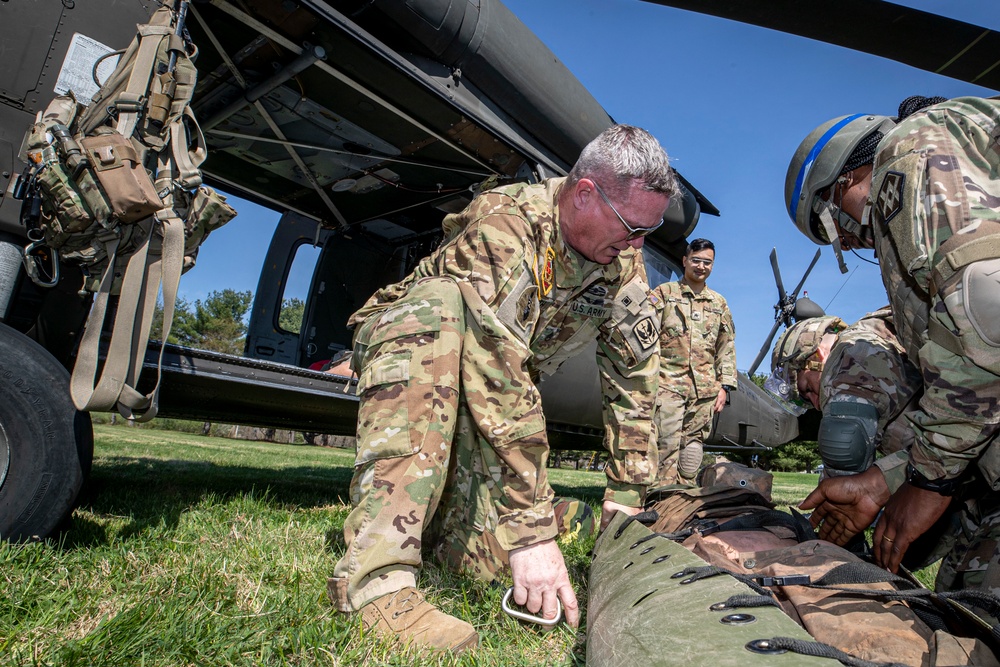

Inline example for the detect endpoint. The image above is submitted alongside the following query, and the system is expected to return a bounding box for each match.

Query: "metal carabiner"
[501,586,562,627]
[22,240,60,288]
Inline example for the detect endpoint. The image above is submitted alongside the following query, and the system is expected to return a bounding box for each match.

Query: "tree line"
[150,289,304,355]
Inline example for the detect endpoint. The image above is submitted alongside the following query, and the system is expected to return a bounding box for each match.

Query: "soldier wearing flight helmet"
[784,95,1000,595]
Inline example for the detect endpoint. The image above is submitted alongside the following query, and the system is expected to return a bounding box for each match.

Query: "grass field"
[2,425,823,666]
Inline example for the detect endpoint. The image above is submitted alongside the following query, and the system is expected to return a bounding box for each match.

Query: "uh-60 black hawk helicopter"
[3,0,990,543]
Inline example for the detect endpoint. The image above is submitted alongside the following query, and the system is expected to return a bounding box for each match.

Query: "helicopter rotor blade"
[789,248,823,299]
[747,317,784,378]
[769,247,787,301]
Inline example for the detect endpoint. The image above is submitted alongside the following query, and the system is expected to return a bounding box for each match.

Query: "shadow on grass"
[66,455,356,548]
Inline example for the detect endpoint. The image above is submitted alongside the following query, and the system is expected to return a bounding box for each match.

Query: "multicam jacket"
[651,281,736,400]
[869,97,1000,485]
[819,308,924,487]
[350,178,660,509]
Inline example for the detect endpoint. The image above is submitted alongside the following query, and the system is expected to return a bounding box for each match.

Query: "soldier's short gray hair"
[568,124,680,201]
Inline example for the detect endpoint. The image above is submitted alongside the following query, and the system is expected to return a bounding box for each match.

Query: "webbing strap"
[928,317,966,356]
[169,107,205,188]
[70,232,124,410]
[115,17,174,138]
[70,222,153,415]
[69,214,184,422]
[120,214,183,421]
[931,223,1000,294]
[758,637,908,667]
[702,508,817,543]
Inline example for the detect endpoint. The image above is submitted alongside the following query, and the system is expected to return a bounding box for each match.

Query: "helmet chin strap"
[814,201,850,274]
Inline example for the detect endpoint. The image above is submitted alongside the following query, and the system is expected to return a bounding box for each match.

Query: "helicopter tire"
[0,323,92,542]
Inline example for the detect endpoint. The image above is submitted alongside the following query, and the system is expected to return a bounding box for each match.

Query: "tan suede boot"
[360,587,478,654]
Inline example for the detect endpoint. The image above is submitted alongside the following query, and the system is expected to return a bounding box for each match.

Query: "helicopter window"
[277,241,322,335]
[643,245,682,289]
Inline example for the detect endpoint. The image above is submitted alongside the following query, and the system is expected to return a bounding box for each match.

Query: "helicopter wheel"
[0,323,92,542]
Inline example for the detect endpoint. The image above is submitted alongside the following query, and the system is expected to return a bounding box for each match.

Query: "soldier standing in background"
[784,95,1000,599]
[327,125,678,654]
[650,238,736,484]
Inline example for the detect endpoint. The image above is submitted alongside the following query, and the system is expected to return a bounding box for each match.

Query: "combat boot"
[359,587,478,654]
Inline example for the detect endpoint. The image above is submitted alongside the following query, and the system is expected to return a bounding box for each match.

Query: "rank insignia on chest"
[634,316,657,350]
[540,246,555,296]
[875,171,905,225]
[691,311,701,321]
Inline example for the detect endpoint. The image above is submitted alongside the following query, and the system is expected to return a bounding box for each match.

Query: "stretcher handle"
[501,586,562,626]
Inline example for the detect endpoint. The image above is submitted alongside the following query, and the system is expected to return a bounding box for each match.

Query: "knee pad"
[818,400,879,473]
[677,442,704,479]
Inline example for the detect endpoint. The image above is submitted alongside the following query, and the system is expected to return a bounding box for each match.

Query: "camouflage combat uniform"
[650,280,735,483]
[867,97,1000,597]
[818,307,923,480]
[329,178,660,611]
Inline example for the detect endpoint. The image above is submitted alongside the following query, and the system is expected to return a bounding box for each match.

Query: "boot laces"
[385,589,420,619]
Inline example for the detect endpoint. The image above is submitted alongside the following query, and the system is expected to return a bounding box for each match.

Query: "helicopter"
[0,0,987,542]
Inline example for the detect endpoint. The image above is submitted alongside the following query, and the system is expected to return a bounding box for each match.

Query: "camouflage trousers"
[329,277,593,611]
[654,388,714,484]
[923,487,1000,620]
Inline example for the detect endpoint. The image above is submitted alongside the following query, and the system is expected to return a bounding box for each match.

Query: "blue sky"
[181,0,998,372]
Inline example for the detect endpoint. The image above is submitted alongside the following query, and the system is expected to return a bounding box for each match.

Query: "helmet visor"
[763,366,809,417]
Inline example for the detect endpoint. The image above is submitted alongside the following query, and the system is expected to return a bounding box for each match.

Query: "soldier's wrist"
[874,451,908,494]
[905,462,962,496]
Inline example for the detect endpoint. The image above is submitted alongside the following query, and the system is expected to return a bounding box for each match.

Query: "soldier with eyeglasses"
[326,124,678,654]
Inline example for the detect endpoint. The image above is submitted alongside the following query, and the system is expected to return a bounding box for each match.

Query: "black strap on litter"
[789,561,1000,642]
[758,637,909,667]
[673,565,775,598]
[700,507,817,543]
[670,565,780,611]
[812,562,910,587]
[612,510,659,539]
[718,593,781,610]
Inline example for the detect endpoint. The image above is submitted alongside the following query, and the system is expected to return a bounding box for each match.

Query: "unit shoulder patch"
[634,316,657,350]
[875,171,905,225]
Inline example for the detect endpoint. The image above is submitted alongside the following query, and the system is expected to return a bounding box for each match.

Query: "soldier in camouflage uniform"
[767,310,923,479]
[650,238,736,484]
[785,96,1000,606]
[327,125,679,653]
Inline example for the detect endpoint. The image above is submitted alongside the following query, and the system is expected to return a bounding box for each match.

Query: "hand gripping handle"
[501,586,562,626]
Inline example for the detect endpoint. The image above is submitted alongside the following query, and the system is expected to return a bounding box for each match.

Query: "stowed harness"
[13,2,236,421]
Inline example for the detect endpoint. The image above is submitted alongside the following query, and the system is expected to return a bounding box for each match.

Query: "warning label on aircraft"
[54,34,120,102]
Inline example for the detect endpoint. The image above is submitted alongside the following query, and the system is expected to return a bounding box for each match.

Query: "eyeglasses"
[592,181,663,241]
[687,257,713,267]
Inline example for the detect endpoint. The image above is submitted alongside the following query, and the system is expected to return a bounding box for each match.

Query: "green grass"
[771,471,821,508]
[0,426,841,666]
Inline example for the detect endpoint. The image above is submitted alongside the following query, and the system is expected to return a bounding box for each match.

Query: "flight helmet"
[764,315,847,414]
[784,114,895,272]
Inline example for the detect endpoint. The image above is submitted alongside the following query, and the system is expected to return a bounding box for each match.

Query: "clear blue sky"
[181,0,998,373]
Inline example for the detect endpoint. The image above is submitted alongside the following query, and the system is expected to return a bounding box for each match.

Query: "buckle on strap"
[115,92,146,113]
[752,574,811,587]
[698,521,721,536]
